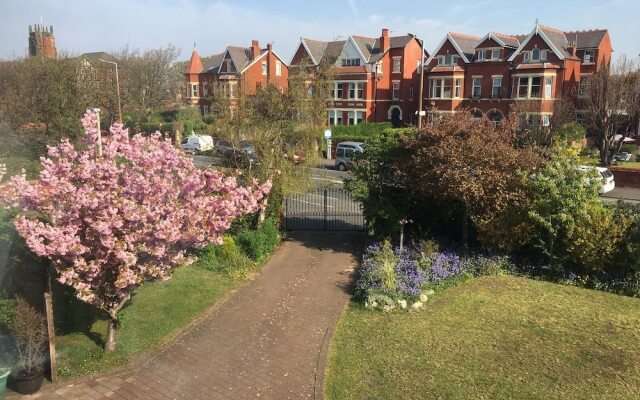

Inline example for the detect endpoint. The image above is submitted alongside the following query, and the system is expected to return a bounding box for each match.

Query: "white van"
[335,141,365,171]
[579,165,615,194]
[181,135,214,154]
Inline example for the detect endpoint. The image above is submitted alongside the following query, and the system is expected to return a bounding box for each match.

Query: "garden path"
[10,232,362,400]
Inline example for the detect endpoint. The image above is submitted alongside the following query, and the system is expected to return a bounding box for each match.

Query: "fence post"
[323,189,328,231]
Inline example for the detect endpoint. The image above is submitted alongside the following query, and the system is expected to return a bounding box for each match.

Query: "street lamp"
[97,59,122,122]
[408,33,426,129]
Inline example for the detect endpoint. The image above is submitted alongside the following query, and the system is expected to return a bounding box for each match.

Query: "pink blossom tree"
[0,110,271,352]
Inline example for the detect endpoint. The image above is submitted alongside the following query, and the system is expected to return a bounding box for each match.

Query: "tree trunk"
[105,318,117,353]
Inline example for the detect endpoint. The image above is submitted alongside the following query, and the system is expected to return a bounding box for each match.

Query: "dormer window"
[436,54,459,66]
[532,48,540,61]
[583,50,595,64]
[341,58,361,67]
[491,49,500,60]
[478,50,486,61]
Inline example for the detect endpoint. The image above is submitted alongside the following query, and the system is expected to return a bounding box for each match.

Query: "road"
[188,155,351,186]
[602,186,640,204]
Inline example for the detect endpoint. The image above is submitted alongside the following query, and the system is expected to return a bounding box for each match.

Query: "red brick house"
[424,23,612,125]
[184,40,289,116]
[289,29,428,127]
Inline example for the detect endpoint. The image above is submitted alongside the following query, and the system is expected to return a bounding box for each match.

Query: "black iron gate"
[284,188,364,231]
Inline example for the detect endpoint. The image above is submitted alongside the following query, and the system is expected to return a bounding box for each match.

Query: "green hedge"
[196,236,255,279]
[331,123,392,138]
[236,219,281,262]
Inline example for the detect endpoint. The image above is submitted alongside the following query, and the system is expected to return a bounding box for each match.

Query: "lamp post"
[97,59,122,122]
[91,107,103,157]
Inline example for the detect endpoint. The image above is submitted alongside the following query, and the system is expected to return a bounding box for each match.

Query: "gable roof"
[507,24,573,62]
[80,51,117,62]
[565,29,608,49]
[202,52,225,73]
[476,32,521,48]
[428,32,480,64]
[227,46,254,72]
[298,33,419,66]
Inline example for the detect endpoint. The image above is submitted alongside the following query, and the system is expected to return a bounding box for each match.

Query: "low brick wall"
[610,167,640,188]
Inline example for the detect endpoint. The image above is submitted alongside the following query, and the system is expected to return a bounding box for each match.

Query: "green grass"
[325,275,640,400]
[56,265,239,379]
[613,162,640,170]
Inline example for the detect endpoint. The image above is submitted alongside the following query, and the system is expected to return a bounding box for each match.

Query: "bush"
[0,298,15,333]
[196,236,255,279]
[235,219,280,262]
[331,122,392,137]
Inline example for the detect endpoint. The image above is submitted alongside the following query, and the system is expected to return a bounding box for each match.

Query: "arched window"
[532,47,540,61]
[470,108,484,120]
[487,109,504,126]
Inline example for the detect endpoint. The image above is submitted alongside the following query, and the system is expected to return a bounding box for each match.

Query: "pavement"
[9,232,362,400]
[601,186,640,204]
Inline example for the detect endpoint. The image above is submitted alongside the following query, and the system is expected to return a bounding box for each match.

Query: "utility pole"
[417,36,426,129]
[98,59,122,122]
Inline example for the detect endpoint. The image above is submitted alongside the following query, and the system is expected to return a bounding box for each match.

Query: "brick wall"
[609,168,640,188]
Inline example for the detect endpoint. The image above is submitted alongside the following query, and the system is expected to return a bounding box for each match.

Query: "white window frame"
[356,82,364,100]
[275,60,282,76]
[531,48,541,61]
[491,49,500,60]
[348,82,356,99]
[492,77,502,99]
[392,81,400,100]
[191,83,198,98]
[454,78,462,98]
[335,83,343,99]
[472,77,482,98]
[478,50,486,61]
[392,57,401,73]
[541,50,548,61]
[584,50,595,64]
[523,52,530,62]
[515,75,546,99]
[544,76,553,98]
[261,61,267,76]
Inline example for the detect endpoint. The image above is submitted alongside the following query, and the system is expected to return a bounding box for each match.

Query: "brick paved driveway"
[10,232,362,400]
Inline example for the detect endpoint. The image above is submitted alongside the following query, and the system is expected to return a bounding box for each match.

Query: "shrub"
[197,236,255,279]
[236,219,281,262]
[11,297,48,376]
[0,298,16,333]
[355,241,425,300]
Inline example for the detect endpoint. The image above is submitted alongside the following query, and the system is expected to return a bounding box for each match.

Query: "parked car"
[613,152,633,162]
[181,135,214,154]
[579,165,615,194]
[335,141,365,171]
[214,139,235,157]
[217,140,257,168]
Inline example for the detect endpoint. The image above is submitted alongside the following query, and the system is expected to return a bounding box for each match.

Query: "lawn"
[325,275,640,400]
[55,265,239,379]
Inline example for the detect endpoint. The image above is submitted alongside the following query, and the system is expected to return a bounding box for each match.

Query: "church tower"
[28,24,57,58]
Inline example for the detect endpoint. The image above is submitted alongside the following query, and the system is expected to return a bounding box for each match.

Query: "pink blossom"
[0,110,271,316]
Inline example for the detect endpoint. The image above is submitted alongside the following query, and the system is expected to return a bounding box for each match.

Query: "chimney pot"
[381,28,390,51]
[251,40,260,59]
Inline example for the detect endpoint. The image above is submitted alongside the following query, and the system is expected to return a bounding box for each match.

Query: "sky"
[1,0,638,63]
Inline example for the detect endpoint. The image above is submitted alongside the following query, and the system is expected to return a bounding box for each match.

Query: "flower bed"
[355,241,512,311]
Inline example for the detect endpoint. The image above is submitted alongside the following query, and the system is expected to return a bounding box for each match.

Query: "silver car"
[335,141,365,171]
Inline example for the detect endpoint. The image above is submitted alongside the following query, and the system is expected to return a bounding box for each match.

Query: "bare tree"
[582,55,640,165]
[117,44,181,120]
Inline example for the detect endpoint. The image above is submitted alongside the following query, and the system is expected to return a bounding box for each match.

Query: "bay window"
[431,78,451,99]
[454,78,461,98]
[545,76,553,98]
[492,77,502,98]
[472,77,482,98]
[530,76,542,98]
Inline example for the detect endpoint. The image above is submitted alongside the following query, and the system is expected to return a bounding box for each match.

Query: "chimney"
[267,43,272,53]
[251,40,260,59]
[567,41,577,57]
[381,28,390,52]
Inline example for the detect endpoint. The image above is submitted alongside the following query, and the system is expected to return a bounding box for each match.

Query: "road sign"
[324,129,332,139]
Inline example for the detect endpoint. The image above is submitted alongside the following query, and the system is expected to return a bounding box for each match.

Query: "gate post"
[323,189,328,231]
